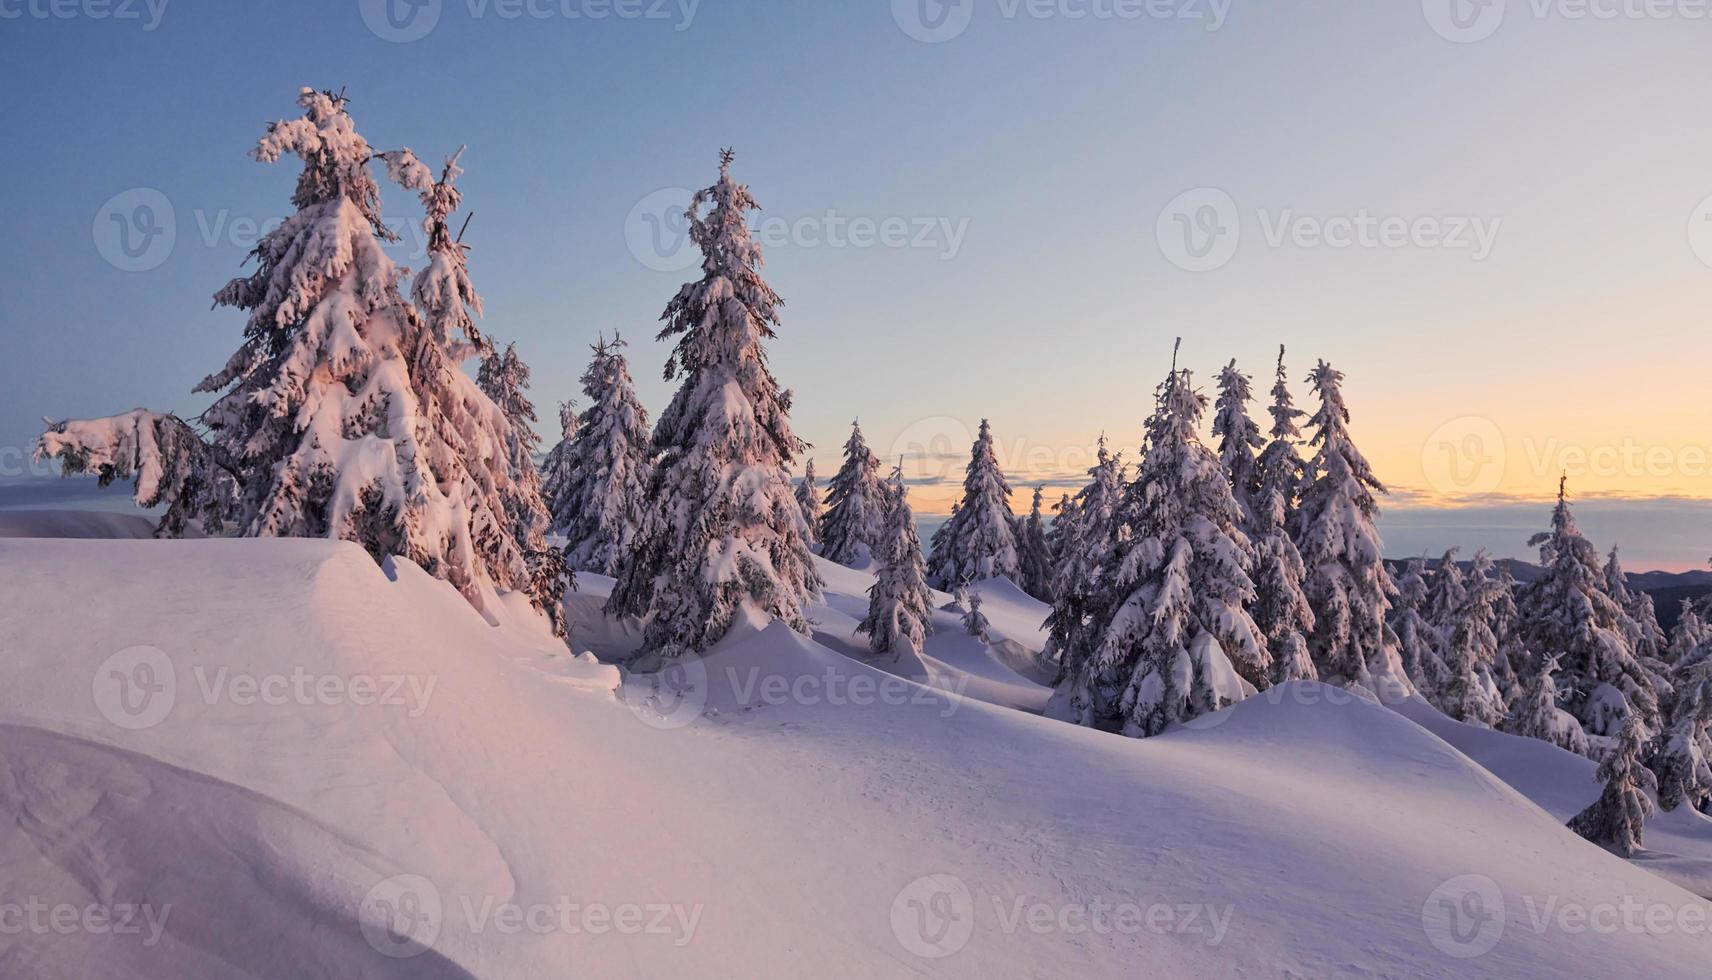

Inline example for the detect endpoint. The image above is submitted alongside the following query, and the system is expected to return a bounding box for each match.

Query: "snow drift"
[0,537,1708,978]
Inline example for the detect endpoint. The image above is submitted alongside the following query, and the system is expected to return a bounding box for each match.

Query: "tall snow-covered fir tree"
[476,340,554,550]
[1568,713,1656,856]
[1212,359,1266,528]
[1423,551,1468,641]
[383,145,565,626]
[1042,437,1126,678]
[1670,599,1708,665]
[856,468,935,657]
[1390,557,1445,697]
[606,150,821,656]
[1470,551,1522,701]
[819,420,888,566]
[1609,544,1664,664]
[1516,478,1660,747]
[1256,347,1308,526]
[40,89,560,622]
[1049,359,1269,736]
[795,458,822,545]
[540,399,579,532]
[1504,653,1591,756]
[926,419,1021,588]
[1438,550,1509,728]
[1293,361,1410,700]
[554,334,653,576]
[1016,486,1055,601]
[1654,660,1712,813]
[1245,351,1316,685]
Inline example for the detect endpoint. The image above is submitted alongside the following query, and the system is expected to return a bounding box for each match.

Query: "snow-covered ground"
[2,535,1710,978]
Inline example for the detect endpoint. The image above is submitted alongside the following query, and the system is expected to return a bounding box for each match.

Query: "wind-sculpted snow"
[1,537,1708,977]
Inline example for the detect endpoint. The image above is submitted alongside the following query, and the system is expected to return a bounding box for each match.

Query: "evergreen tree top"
[1304,359,1386,509]
[1267,345,1303,442]
[257,87,390,228]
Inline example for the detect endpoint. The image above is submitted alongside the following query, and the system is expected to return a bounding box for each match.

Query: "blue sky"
[3,0,1711,567]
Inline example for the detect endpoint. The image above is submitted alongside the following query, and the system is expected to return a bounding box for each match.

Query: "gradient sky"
[3,0,1711,567]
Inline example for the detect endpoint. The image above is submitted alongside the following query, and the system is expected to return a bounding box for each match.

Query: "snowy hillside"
[2,537,1708,978]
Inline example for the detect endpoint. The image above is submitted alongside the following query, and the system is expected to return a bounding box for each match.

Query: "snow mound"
[1396,696,1712,899]
[1,538,1708,978]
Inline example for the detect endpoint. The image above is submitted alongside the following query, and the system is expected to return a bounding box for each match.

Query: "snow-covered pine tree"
[1423,550,1468,641]
[1049,356,1269,736]
[1504,653,1591,756]
[1567,713,1656,856]
[1605,546,1669,666]
[1250,347,1316,684]
[819,420,888,566]
[795,458,822,545]
[1293,361,1411,700]
[1516,477,1661,745]
[1041,437,1126,679]
[540,400,579,533]
[1256,346,1308,526]
[926,420,1022,588]
[1212,359,1266,528]
[1471,551,1522,702]
[554,334,654,575]
[605,150,821,656]
[1390,557,1445,696]
[1654,660,1712,813]
[1439,550,1509,727]
[1670,599,1707,665]
[383,144,564,626]
[958,585,991,642]
[44,90,534,615]
[1016,486,1055,601]
[476,340,554,550]
[857,469,934,657]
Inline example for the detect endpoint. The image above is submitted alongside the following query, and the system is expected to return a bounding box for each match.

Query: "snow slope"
[1,538,1708,978]
[1397,697,1712,899]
